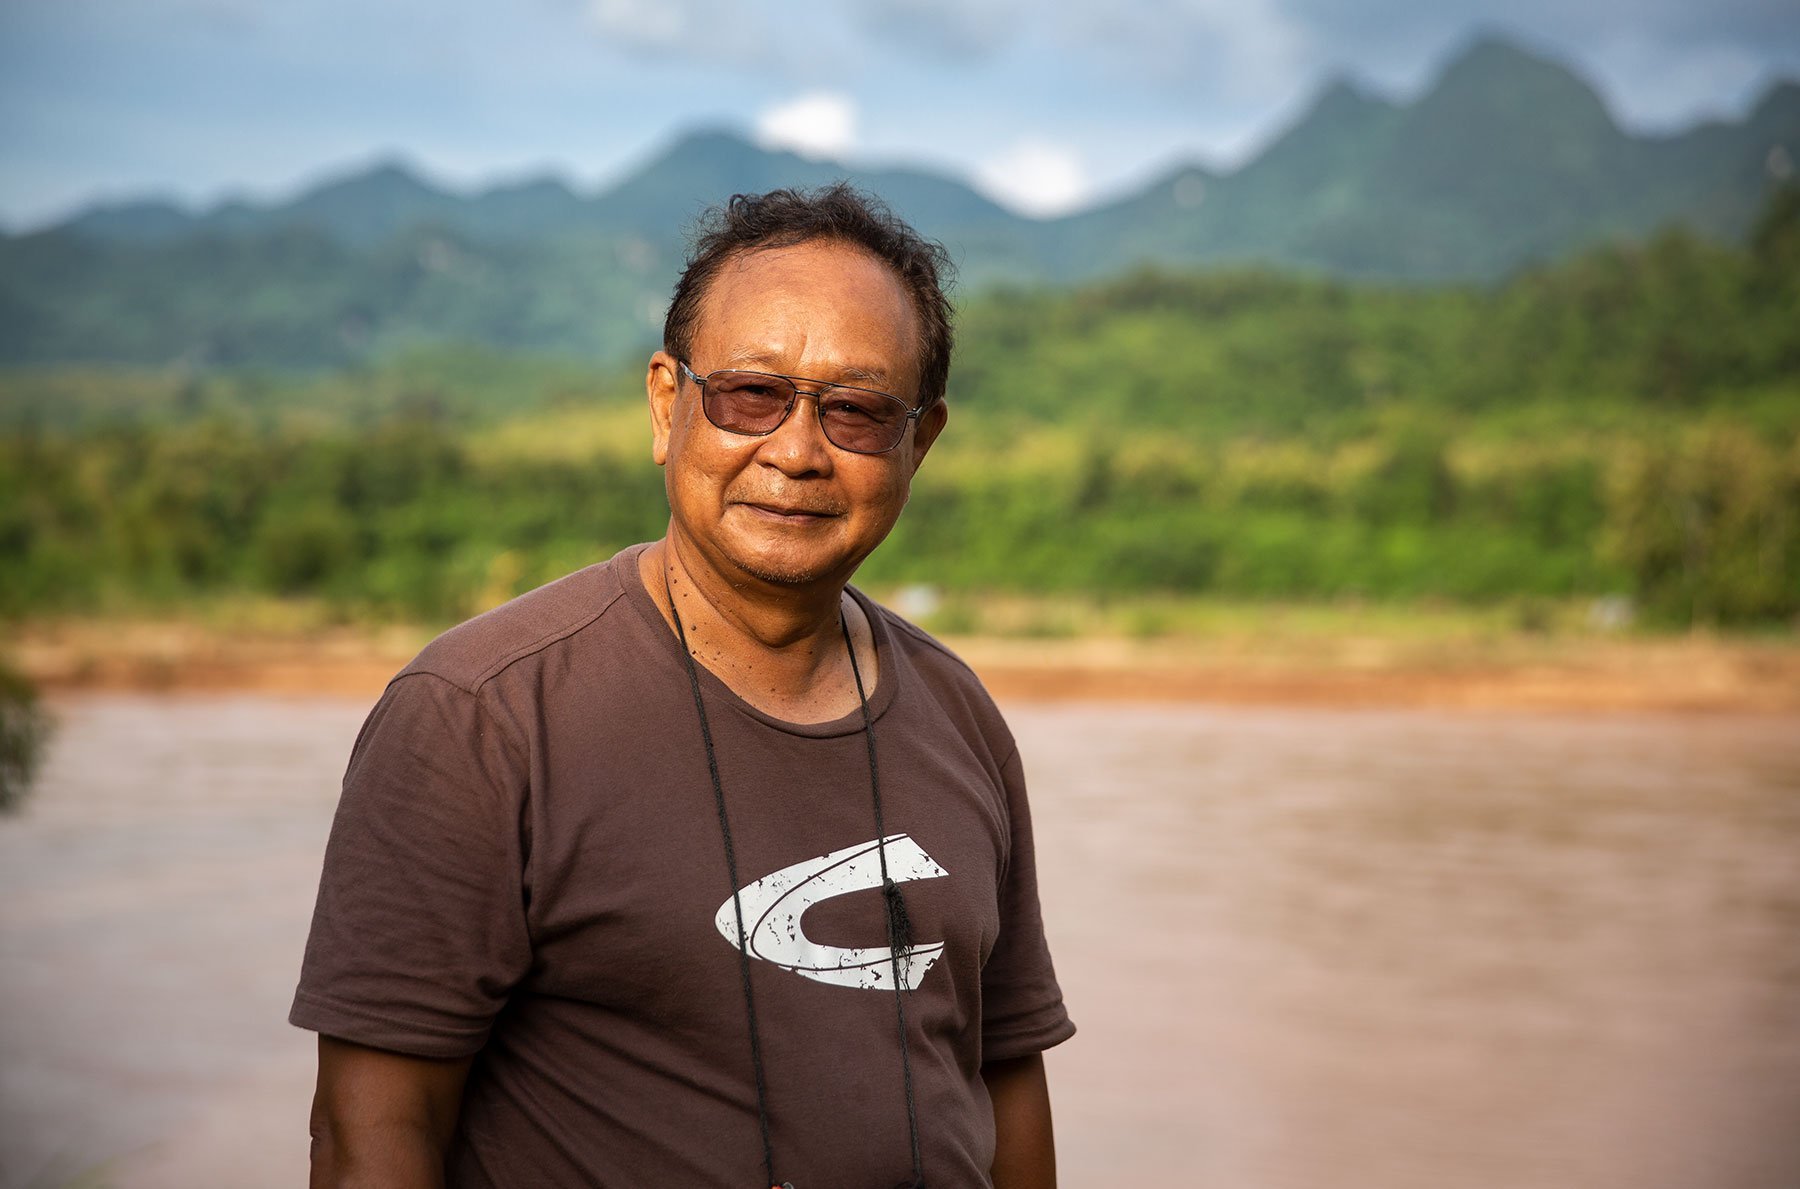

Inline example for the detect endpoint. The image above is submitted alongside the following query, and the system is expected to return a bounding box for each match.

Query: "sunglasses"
[679,361,925,455]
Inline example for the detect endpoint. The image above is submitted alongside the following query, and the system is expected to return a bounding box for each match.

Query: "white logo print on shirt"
[714,834,949,990]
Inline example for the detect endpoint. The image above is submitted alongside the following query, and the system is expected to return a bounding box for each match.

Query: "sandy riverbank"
[9,618,1798,713]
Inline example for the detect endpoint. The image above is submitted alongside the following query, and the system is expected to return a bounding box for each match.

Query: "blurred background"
[1,1,1797,1186]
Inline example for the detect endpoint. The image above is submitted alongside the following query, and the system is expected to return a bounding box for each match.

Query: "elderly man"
[293,185,1074,1188]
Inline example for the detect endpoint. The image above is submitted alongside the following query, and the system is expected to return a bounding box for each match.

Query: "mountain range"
[4,36,1795,368]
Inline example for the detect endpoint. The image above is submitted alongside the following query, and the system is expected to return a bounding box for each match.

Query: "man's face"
[648,238,948,592]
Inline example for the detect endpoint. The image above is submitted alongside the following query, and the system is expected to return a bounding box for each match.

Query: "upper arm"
[980,747,1076,1061]
[309,1035,475,1189]
[290,674,533,1056]
[983,1052,1056,1189]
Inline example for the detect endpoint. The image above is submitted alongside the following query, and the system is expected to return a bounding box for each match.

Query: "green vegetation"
[2,190,1796,630]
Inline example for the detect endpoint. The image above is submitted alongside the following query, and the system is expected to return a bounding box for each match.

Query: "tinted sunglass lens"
[819,394,907,453]
[703,372,795,434]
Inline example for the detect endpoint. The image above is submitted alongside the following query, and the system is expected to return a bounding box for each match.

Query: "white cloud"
[1589,32,1770,129]
[755,92,858,159]
[849,0,1022,59]
[1069,0,1316,103]
[584,0,707,51]
[975,138,1090,217]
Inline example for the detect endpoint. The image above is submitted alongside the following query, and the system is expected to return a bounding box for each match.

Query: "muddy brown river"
[2,695,1797,1188]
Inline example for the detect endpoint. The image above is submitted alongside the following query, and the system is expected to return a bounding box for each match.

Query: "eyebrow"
[721,352,892,390]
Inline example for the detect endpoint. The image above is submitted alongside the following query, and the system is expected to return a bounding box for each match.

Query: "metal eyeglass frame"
[678,360,924,455]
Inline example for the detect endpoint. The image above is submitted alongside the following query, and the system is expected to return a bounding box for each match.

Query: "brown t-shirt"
[291,544,1074,1187]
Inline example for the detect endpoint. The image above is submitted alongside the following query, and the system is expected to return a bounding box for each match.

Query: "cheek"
[851,467,913,524]
[667,413,734,491]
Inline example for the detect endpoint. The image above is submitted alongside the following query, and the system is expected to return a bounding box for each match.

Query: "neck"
[641,536,875,723]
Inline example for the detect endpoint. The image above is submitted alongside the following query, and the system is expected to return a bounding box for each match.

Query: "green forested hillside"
[3,190,1796,629]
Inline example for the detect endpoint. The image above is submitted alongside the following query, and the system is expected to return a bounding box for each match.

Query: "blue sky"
[1,0,1795,230]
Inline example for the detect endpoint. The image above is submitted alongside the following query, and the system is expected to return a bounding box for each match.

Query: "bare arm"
[309,1035,474,1189]
[983,1052,1057,1189]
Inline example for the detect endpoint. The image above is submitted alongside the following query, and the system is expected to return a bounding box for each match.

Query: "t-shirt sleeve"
[290,671,533,1058]
[980,744,1076,1063]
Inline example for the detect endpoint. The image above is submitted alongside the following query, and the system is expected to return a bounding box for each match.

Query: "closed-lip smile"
[740,500,839,520]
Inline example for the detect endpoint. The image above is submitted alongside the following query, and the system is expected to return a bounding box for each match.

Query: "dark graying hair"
[662,183,956,408]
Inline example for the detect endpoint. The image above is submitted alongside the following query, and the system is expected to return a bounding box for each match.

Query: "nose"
[757,387,835,476]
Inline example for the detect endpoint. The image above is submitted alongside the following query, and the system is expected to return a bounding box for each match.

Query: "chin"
[725,535,868,589]
[735,559,832,587]
[729,546,851,587]
[693,509,889,590]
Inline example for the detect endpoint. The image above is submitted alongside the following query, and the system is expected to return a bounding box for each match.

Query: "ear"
[908,399,949,476]
[647,351,680,467]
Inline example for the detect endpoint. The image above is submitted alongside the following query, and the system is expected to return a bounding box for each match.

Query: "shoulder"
[399,546,643,697]
[860,592,1017,763]
[876,603,984,693]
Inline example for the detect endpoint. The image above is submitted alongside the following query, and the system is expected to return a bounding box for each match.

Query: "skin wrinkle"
[715,348,897,393]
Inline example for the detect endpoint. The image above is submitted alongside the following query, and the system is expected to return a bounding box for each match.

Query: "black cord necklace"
[665,567,926,1189]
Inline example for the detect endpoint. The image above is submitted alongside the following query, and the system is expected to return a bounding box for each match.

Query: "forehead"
[691,239,921,388]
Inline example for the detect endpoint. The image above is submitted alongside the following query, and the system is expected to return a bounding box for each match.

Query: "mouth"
[738,500,843,523]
